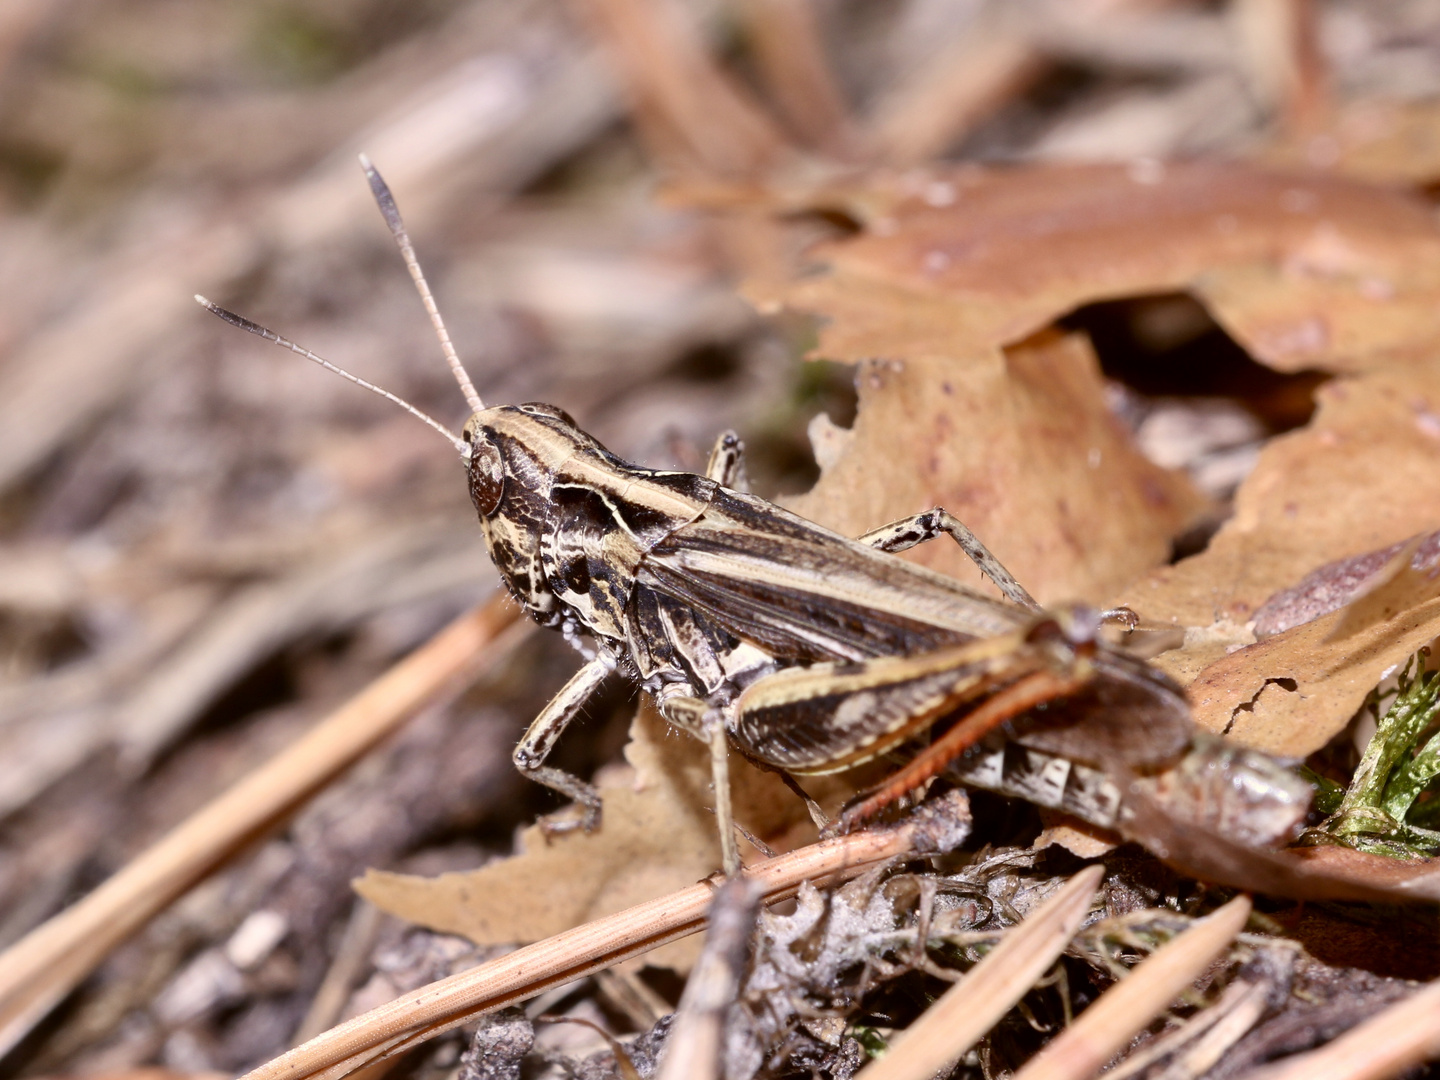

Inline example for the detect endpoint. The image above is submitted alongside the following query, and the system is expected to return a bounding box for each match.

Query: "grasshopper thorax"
[461,403,720,641]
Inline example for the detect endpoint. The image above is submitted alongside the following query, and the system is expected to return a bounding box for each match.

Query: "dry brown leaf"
[1265,98,1440,187]
[1253,530,1440,637]
[754,162,1440,607]
[1033,815,1119,860]
[760,162,1440,371]
[786,328,1202,606]
[1122,369,1440,627]
[1122,788,1440,903]
[1117,364,1440,753]
[355,703,819,970]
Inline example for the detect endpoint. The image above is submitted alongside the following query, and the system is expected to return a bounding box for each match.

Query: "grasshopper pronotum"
[200,157,1310,874]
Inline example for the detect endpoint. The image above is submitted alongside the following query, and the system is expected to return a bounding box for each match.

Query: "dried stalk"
[864,28,1045,165]
[655,877,763,1080]
[1233,0,1328,135]
[0,3,623,495]
[240,825,926,1080]
[1241,975,1440,1080]
[1012,894,1253,1080]
[736,0,855,157]
[855,864,1104,1080]
[575,0,788,176]
[1103,977,1269,1080]
[0,595,521,1060]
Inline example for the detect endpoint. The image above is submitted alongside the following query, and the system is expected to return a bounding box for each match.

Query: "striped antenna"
[358,153,485,414]
[195,295,468,455]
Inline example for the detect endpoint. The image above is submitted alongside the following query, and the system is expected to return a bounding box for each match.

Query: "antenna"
[195,295,469,455]
[358,153,485,414]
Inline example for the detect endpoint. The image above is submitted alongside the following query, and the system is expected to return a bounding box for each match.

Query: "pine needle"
[856,864,1105,1080]
[0,595,522,1058]
[1012,894,1252,1080]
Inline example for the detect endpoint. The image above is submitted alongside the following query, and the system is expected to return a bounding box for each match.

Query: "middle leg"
[705,430,749,491]
[659,689,741,875]
[858,508,1041,611]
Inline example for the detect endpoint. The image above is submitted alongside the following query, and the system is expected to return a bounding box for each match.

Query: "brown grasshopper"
[199,157,1310,873]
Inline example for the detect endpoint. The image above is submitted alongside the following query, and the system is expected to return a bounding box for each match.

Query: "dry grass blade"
[864,29,1044,165]
[856,863,1104,1080]
[0,595,522,1060]
[0,6,622,496]
[576,0,789,176]
[240,825,926,1080]
[1240,976,1440,1080]
[1103,977,1270,1080]
[295,901,388,1046]
[736,0,855,156]
[1012,894,1253,1080]
[1234,0,1327,134]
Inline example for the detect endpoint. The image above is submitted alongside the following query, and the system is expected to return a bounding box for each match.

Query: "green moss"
[1304,650,1440,857]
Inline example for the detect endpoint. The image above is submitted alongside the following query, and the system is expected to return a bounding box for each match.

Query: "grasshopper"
[199,157,1310,874]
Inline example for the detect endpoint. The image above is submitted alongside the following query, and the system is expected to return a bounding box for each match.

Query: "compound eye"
[517,402,577,427]
[467,430,504,515]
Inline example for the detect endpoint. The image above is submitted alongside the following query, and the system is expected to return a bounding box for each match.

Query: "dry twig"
[654,877,763,1080]
[573,0,789,176]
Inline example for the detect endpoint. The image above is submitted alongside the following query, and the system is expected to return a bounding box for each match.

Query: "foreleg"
[857,508,1041,611]
[514,656,613,835]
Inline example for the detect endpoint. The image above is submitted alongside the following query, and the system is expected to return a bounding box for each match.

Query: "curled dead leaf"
[1123,785,1440,903]
[1182,546,1440,758]
[354,703,828,971]
[1122,366,1440,735]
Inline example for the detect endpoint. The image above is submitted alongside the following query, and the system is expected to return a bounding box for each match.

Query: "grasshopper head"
[461,403,611,626]
[461,402,596,518]
[198,158,615,632]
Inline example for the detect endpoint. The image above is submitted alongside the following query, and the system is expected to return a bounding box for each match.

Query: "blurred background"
[1,0,1439,1076]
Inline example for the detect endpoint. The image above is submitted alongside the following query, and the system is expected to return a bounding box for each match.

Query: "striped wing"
[639,488,1027,664]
